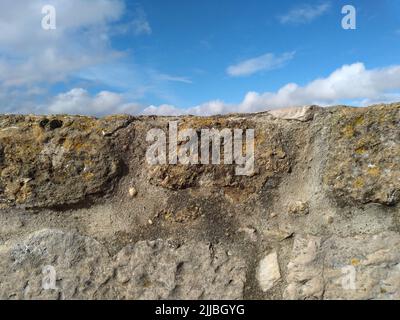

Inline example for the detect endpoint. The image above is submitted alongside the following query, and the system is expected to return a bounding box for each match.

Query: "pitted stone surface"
[284,232,400,300]
[0,230,246,300]
[0,115,131,208]
[113,239,246,300]
[0,229,113,300]
[323,104,400,206]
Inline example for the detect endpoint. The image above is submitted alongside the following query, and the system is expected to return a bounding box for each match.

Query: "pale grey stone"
[284,232,400,300]
[257,251,281,292]
[0,230,246,300]
[268,106,318,121]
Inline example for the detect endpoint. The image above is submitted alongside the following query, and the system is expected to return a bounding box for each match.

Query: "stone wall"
[0,103,399,300]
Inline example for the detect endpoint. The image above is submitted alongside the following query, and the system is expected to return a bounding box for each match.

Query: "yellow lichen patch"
[353,177,365,189]
[63,137,93,153]
[367,167,380,177]
[224,186,256,203]
[162,209,174,222]
[67,117,99,133]
[180,117,228,130]
[83,172,95,181]
[356,134,375,148]
[102,115,129,122]
[32,125,46,142]
[351,258,360,266]
[15,183,32,204]
[342,125,354,138]
[63,139,84,151]
[254,129,267,147]
[353,116,365,127]
[274,148,286,159]
[84,159,94,167]
[355,146,367,155]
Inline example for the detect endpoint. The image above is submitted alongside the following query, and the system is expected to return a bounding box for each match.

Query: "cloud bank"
[46,88,141,115]
[44,62,400,116]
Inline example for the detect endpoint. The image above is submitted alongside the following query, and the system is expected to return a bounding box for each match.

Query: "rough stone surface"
[323,105,400,206]
[0,115,132,209]
[288,201,309,215]
[0,103,399,300]
[284,232,400,300]
[113,239,246,299]
[145,116,293,204]
[0,230,245,300]
[0,229,112,300]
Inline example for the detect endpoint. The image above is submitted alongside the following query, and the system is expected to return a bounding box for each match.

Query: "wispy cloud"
[279,2,331,25]
[156,74,193,84]
[130,6,152,35]
[227,52,295,77]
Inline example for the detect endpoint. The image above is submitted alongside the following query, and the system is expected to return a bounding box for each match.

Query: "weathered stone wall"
[0,103,399,300]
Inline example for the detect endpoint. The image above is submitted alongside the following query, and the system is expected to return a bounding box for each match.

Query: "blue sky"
[0,0,400,115]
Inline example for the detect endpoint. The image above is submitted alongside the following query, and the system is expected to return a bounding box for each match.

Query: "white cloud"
[227,52,295,77]
[142,100,228,116]
[0,0,126,91]
[46,88,141,115]
[142,104,183,116]
[0,0,158,116]
[279,2,331,25]
[0,0,154,91]
[42,88,230,116]
[0,0,125,54]
[31,63,400,116]
[0,48,116,87]
[185,100,229,116]
[142,63,400,115]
